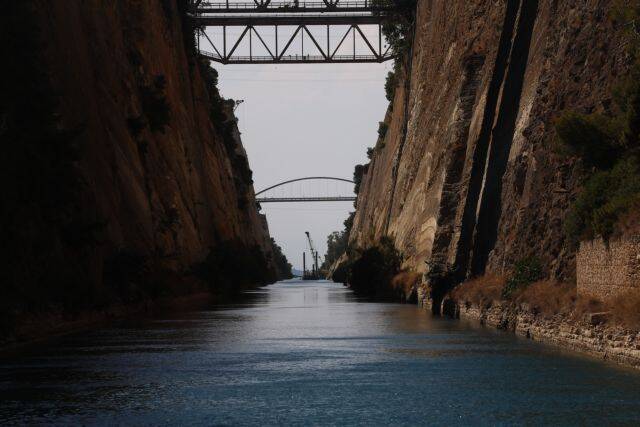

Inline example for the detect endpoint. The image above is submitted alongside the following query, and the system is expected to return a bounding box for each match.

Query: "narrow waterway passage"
[2,280,640,425]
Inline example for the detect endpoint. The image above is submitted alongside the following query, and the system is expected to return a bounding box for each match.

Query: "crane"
[305,231,320,279]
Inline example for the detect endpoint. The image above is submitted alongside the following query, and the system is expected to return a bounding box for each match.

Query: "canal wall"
[577,236,640,301]
[454,301,640,369]
[1,1,279,344]
[348,0,628,292]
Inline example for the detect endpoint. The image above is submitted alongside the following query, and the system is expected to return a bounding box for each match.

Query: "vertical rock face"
[1,0,276,318]
[351,0,627,292]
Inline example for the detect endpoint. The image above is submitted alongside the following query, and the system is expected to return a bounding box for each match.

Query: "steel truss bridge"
[255,177,356,203]
[189,0,396,64]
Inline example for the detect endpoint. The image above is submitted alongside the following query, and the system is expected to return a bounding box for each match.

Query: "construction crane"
[305,231,320,279]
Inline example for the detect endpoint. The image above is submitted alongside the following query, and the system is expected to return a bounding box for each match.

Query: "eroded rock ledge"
[455,301,640,369]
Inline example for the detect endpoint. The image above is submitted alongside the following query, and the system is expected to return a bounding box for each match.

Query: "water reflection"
[1,280,640,425]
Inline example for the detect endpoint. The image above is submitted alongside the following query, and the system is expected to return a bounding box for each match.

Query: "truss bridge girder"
[191,0,395,64]
[196,23,393,65]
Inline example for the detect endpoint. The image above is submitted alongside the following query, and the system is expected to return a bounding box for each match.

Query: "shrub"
[572,295,607,321]
[564,158,640,243]
[609,289,640,329]
[514,281,576,317]
[270,238,293,280]
[555,112,623,170]
[502,257,543,298]
[451,275,505,308]
[391,270,421,296]
[348,237,402,298]
[372,0,417,58]
[377,121,389,139]
[385,70,398,102]
[353,163,368,194]
[331,259,352,284]
[366,147,374,160]
[555,7,640,243]
[322,231,348,270]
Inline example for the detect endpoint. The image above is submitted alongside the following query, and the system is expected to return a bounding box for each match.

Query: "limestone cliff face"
[0,0,275,323]
[351,0,626,293]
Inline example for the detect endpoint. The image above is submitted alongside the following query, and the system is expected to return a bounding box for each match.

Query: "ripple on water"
[1,280,640,426]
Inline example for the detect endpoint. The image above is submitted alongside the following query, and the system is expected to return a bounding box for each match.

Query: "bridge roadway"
[192,1,393,14]
[256,196,357,203]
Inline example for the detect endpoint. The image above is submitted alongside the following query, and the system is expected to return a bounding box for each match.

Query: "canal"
[2,280,640,425]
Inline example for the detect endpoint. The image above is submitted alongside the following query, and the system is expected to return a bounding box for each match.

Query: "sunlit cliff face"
[350,0,626,285]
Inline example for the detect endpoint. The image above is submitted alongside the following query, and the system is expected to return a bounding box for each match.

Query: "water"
[1,280,640,425]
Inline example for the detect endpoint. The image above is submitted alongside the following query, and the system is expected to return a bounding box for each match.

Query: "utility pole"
[303,251,306,278]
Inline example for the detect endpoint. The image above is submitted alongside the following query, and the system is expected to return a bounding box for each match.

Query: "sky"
[204,24,393,270]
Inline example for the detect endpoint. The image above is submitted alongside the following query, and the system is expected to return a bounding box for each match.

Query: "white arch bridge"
[255,177,356,203]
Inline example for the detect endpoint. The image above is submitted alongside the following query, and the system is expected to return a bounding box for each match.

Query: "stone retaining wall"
[577,237,640,301]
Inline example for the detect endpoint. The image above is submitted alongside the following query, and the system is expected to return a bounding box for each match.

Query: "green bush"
[502,257,543,299]
[556,6,640,242]
[385,70,398,102]
[270,238,293,280]
[331,259,352,284]
[565,158,640,243]
[555,112,623,170]
[377,122,389,139]
[372,0,417,58]
[348,237,403,298]
[353,163,368,194]
[366,147,374,159]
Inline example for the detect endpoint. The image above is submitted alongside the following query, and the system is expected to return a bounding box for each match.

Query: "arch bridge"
[189,0,396,64]
[255,176,356,203]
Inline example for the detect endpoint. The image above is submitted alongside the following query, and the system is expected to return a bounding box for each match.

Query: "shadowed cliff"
[0,1,281,342]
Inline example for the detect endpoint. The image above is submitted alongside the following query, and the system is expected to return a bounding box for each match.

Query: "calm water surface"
[2,280,640,425]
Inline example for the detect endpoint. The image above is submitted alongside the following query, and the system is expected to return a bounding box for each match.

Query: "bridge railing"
[256,196,357,203]
[199,50,391,63]
[195,1,394,12]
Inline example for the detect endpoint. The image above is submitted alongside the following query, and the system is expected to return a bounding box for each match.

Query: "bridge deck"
[256,196,357,203]
[200,50,391,64]
[191,14,385,26]
[195,1,392,13]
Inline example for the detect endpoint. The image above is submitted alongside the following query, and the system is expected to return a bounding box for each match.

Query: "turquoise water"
[2,280,640,425]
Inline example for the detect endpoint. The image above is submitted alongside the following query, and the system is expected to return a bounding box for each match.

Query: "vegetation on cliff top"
[558,0,640,244]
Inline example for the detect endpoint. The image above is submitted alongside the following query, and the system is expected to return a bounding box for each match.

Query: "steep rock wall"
[0,0,275,332]
[351,0,627,294]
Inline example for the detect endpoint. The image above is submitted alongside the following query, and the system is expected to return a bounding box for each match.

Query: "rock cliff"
[0,0,277,339]
[351,0,627,301]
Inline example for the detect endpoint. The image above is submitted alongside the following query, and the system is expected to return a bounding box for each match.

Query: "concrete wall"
[577,237,640,301]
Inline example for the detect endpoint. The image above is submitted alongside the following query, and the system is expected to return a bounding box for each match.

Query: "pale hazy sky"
[205,25,392,269]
